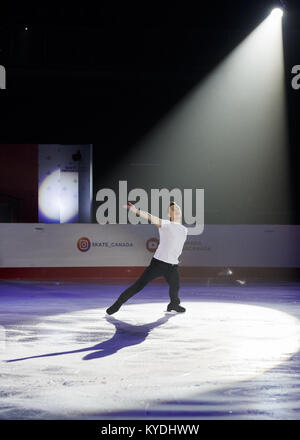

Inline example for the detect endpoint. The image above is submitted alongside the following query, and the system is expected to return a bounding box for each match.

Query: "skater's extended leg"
[106,258,163,314]
[164,266,186,313]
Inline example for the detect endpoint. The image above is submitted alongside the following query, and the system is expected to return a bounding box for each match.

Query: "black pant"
[115,257,181,306]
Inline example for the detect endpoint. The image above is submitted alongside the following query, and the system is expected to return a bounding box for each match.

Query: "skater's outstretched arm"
[123,202,162,227]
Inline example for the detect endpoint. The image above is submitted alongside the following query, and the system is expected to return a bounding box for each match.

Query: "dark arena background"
[1,0,300,431]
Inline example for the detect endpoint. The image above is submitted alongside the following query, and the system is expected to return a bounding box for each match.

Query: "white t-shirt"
[153,219,188,265]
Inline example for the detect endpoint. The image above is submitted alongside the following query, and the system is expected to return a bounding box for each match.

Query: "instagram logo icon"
[146,238,159,252]
[77,237,91,252]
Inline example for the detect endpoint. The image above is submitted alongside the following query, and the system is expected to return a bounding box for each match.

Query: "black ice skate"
[167,304,186,313]
[106,301,122,315]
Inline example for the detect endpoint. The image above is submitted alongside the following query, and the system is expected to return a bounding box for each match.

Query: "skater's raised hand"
[123,202,137,213]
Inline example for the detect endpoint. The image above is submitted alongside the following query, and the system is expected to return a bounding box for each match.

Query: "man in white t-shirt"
[106,202,188,315]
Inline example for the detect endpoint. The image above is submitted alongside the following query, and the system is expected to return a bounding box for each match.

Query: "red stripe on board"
[0,266,300,281]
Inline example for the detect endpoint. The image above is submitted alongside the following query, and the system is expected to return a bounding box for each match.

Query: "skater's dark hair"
[169,202,182,212]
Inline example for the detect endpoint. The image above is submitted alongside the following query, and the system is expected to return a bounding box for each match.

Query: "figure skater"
[106,201,188,315]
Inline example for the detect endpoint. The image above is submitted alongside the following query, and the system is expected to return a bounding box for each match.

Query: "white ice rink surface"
[1,283,300,420]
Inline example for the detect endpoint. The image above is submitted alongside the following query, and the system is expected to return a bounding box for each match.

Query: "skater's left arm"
[123,202,162,227]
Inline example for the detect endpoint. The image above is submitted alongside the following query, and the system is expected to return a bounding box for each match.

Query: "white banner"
[0,224,300,268]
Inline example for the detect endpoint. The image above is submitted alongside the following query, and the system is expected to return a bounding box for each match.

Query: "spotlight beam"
[271,8,284,19]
